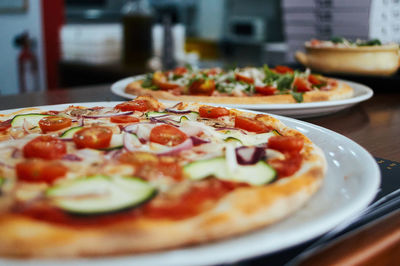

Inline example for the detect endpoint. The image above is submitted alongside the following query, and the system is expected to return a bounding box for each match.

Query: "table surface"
[0,84,399,265]
[1,84,399,162]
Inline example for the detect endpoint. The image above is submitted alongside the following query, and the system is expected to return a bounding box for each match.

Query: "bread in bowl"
[296,39,400,76]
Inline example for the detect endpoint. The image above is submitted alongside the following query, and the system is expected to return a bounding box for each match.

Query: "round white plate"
[1,102,380,266]
[111,76,373,118]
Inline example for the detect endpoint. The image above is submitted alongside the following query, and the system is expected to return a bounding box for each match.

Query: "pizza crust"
[0,103,327,258]
[0,164,323,257]
[125,80,354,104]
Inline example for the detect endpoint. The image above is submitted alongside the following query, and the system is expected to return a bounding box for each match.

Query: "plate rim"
[0,102,380,266]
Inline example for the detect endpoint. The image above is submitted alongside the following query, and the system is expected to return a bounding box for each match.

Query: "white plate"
[1,102,380,266]
[111,76,373,118]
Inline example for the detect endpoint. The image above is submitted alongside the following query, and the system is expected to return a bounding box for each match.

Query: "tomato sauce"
[13,179,247,227]
[0,119,12,132]
[13,203,142,227]
[144,179,245,219]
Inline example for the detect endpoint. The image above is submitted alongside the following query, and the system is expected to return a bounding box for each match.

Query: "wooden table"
[0,85,399,264]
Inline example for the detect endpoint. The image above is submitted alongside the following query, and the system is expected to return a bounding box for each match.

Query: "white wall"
[0,0,45,95]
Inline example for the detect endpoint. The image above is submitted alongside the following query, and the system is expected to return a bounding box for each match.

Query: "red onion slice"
[124,123,159,141]
[190,136,210,146]
[11,148,22,159]
[104,148,123,160]
[149,116,169,124]
[179,122,206,136]
[82,111,134,119]
[77,117,85,127]
[62,154,83,161]
[123,132,142,152]
[104,149,122,160]
[170,102,182,109]
[164,108,192,114]
[235,146,266,165]
[0,161,14,169]
[155,138,193,156]
[22,119,33,133]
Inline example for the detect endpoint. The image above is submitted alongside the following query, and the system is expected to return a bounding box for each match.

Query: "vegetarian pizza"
[124,65,354,104]
[0,96,326,258]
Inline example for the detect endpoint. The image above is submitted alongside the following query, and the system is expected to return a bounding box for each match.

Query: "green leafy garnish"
[358,39,382,46]
[141,73,154,88]
[263,64,280,84]
[216,83,234,93]
[291,91,304,103]
[276,74,294,91]
[227,63,238,71]
[184,63,193,72]
[331,36,345,44]
[172,74,182,80]
[244,84,255,95]
[188,76,201,87]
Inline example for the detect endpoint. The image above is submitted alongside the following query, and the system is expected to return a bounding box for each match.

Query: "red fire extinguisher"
[14,32,39,93]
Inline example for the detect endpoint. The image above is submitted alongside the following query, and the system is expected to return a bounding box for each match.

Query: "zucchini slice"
[46,175,156,214]
[145,111,168,118]
[11,114,50,128]
[183,157,276,186]
[224,136,243,144]
[145,111,198,123]
[178,112,198,122]
[60,126,83,139]
[0,177,4,191]
[220,131,277,146]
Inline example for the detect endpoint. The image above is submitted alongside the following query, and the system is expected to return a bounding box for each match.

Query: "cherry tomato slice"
[159,82,181,91]
[268,154,302,178]
[310,39,321,46]
[273,65,294,74]
[234,116,272,133]
[308,74,323,86]
[293,77,311,92]
[189,79,215,96]
[235,73,254,84]
[110,115,140,124]
[0,119,12,132]
[207,68,221,75]
[150,124,188,146]
[23,136,67,160]
[152,71,181,91]
[173,67,188,75]
[73,126,112,149]
[268,136,304,154]
[255,85,276,96]
[16,160,67,184]
[38,116,72,133]
[115,100,153,112]
[199,106,230,118]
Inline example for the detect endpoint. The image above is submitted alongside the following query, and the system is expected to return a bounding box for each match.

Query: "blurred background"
[0,0,398,95]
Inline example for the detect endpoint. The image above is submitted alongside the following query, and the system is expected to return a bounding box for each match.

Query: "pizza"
[124,65,354,104]
[0,96,326,258]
